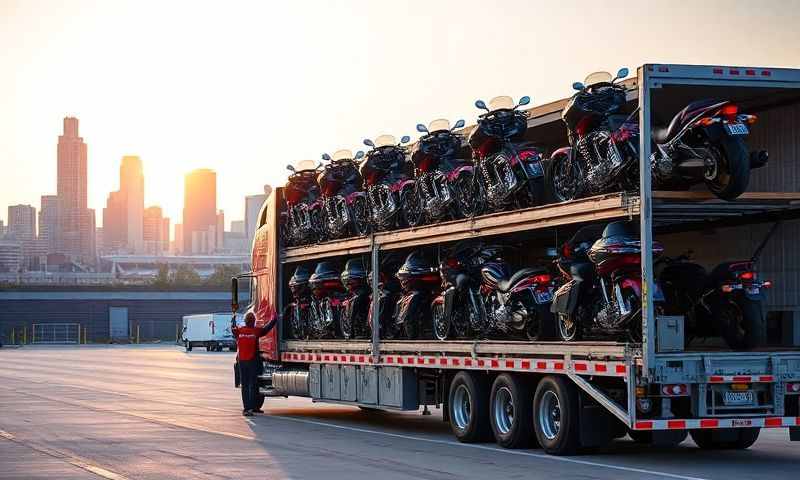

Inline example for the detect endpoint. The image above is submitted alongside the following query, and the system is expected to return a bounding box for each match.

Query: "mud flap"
[551,279,580,314]
[578,392,617,447]
[790,427,800,441]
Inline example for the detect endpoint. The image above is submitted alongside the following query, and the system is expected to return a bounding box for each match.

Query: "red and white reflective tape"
[280,352,627,377]
[707,375,774,383]
[634,416,800,431]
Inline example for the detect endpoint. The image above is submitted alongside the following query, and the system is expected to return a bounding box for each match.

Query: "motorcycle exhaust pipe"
[750,150,769,169]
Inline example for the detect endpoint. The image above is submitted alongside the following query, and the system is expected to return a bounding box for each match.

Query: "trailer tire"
[448,371,491,443]
[690,427,760,449]
[489,373,535,449]
[533,375,580,455]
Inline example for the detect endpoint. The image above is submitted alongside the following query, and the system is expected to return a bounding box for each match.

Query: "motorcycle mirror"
[572,82,585,91]
[616,67,629,80]
[400,135,411,144]
[321,153,331,161]
[317,162,323,169]
[517,96,531,107]
[452,119,465,129]
[416,124,429,133]
[354,150,365,159]
[286,164,296,172]
[363,138,374,147]
[475,99,489,111]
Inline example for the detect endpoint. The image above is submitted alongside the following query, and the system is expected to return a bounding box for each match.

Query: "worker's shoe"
[242,409,254,417]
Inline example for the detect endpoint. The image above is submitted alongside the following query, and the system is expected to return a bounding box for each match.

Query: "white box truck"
[182,313,240,352]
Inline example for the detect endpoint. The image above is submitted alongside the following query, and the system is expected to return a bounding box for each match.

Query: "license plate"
[534,289,552,304]
[724,122,749,136]
[746,286,760,295]
[723,390,754,406]
[526,160,544,178]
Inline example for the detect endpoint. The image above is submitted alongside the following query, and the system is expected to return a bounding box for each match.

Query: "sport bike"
[318,149,370,240]
[468,95,546,212]
[412,118,476,223]
[307,261,346,339]
[282,160,323,246]
[360,134,421,230]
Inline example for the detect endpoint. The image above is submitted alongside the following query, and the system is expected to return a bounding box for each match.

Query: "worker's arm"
[258,317,278,338]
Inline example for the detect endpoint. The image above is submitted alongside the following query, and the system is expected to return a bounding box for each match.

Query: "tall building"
[0,219,5,237]
[173,223,183,254]
[102,156,144,253]
[230,220,245,234]
[244,184,271,250]
[39,195,59,254]
[0,240,22,273]
[7,205,36,242]
[183,169,217,254]
[143,206,169,255]
[56,117,95,265]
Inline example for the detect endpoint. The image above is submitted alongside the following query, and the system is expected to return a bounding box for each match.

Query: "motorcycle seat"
[497,267,546,293]
[652,99,722,144]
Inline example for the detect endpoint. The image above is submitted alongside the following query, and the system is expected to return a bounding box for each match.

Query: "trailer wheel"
[448,371,491,443]
[690,427,760,450]
[533,376,580,455]
[489,374,535,449]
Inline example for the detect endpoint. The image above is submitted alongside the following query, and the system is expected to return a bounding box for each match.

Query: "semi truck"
[232,64,800,455]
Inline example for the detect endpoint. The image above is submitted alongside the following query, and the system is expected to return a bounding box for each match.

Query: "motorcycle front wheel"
[432,302,450,341]
[339,304,353,340]
[453,172,479,218]
[704,136,750,200]
[545,153,582,203]
[557,312,582,342]
[401,186,425,228]
[351,196,371,237]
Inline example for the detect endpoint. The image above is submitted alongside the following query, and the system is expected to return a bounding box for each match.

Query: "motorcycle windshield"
[374,134,397,148]
[428,118,451,132]
[488,96,514,111]
[584,71,613,86]
[293,159,318,172]
[332,149,353,162]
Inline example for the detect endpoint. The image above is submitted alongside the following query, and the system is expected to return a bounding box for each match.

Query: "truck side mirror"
[231,277,239,313]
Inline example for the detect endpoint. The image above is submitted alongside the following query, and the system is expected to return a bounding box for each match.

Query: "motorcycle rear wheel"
[351,196,371,237]
[432,302,450,341]
[453,172,479,218]
[545,153,582,203]
[557,312,582,342]
[704,136,750,200]
[716,298,764,350]
[401,186,425,228]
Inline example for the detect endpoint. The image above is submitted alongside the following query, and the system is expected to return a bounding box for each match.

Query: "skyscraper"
[56,117,95,265]
[143,206,169,255]
[244,184,271,250]
[103,156,145,253]
[39,195,59,254]
[7,205,36,242]
[183,169,217,254]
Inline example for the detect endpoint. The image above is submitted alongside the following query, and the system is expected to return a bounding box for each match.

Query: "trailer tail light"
[787,383,800,394]
[661,384,689,397]
[721,104,739,123]
[731,383,750,391]
[635,386,647,398]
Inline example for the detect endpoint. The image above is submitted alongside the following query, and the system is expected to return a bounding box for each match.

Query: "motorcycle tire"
[704,136,750,201]
[716,297,765,350]
[453,172,479,218]
[339,309,353,340]
[401,186,425,228]
[432,302,450,341]
[557,312,582,342]
[544,152,582,203]
[351,196,371,237]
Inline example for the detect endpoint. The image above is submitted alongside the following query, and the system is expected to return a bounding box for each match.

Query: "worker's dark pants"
[238,359,260,411]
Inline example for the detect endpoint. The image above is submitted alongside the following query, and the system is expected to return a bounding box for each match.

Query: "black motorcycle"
[551,221,664,342]
[282,160,323,246]
[318,149,370,241]
[307,261,346,339]
[367,253,403,340]
[658,224,775,349]
[392,251,440,339]
[284,265,311,339]
[339,258,370,340]
[412,118,476,223]
[360,134,421,231]
[468,95,546,212]
[548,67,768,202]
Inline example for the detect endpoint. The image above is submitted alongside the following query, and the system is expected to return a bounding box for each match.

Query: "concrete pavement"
[0,345,797,480]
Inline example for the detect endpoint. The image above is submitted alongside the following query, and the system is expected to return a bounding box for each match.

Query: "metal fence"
[32,323,80,344]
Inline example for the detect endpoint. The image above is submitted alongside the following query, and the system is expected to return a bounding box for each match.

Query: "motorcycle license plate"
[723,390,754,406]
[533,289,552,304]
[724,122,749,136]
[526,160,544,178]
[746,286,760,295]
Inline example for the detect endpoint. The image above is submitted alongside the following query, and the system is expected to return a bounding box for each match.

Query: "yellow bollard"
[136,324,140,344]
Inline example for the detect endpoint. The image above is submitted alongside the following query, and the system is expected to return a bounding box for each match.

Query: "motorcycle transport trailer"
[232,63,800,455]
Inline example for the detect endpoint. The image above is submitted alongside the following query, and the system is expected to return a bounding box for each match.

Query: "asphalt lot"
[0,345,797,480]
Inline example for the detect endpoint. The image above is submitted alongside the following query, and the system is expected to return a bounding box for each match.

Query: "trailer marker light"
[761,70,772,77]
[636,386,647,398]
[745,69,756,76]
[731,383,750,391]
[729,69,740,75]
[713,68,724,75]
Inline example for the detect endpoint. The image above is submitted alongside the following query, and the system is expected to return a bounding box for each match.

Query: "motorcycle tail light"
[661,384,689,397]
[738,271,756,281]
[446,258,460,269]
[721,104,739,122]
[531,274,552,285]
[517,149,539,162]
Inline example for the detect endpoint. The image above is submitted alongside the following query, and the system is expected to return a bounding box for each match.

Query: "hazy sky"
[1,0,799,231]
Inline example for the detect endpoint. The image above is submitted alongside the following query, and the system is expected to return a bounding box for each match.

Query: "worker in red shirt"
[232,312,276,416]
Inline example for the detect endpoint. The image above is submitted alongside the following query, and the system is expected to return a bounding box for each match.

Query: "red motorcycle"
[282,160,323,246]
[318,149,370,240]
[360,134,421,230]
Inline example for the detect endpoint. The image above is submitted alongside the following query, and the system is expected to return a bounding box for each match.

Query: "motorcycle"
[367,253,403,340]
[307,261,346,339]
[282,160,323,246]
[360,134,421,231]
[339,258,370,340]
[551,221,664,342]
[547,67,768,202]
[284,265,312,339]
[468,95,546,212]
[391,251,440,339]
[432,242,555,341]
[412,118,477,223]
[318,149,370,241]
[658,223,775,349]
